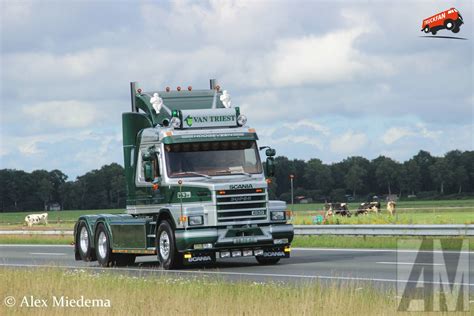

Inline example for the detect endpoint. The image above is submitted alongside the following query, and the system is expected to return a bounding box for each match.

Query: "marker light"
[165,87,170,92]
[237,115,247,126]
[170,117,181,128]
[256,188,263,193]
[188,86,192,91]
[177,86,182,91]
[215,85,220,91]
[137,88,142,94]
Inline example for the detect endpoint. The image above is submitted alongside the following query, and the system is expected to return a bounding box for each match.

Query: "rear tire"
[431,29,437,35]
[95,223,114,267]
[76,221,96,261]
[256,257,280,265]
[423,26,429,33]
[157,221,182,270]
[452,27,460,33]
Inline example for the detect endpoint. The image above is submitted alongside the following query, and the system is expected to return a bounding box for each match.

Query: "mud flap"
[259,247,290,259]
[183,251,216,265]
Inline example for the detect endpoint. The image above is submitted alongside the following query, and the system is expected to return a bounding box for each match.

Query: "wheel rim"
[447,22,453,29]
[97,231,108,259]
[159,231,170,260]
[79,226,89,254]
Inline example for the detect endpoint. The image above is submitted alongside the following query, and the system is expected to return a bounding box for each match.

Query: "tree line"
[0,150,473,212]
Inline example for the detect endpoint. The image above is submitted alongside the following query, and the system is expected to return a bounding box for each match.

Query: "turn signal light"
[179,215,187,223]
[256,188,263,193]
[218,190,226,195]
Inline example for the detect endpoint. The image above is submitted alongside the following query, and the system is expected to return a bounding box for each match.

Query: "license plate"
[251,210,265,216]
[233,237,257,244]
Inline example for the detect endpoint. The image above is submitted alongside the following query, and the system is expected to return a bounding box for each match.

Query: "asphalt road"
[0,245,472,291]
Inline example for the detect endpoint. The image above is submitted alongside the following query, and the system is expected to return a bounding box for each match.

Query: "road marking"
[0,263,472,287]
[376,261,443,266]
[30,253,67,256]
[293,248,474,254]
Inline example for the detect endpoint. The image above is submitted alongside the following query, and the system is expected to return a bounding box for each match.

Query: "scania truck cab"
[74,79,294,269]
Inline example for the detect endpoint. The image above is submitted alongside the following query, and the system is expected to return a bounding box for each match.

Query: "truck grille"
[216,189,267,222]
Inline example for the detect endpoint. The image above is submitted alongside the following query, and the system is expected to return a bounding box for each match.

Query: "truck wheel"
[444,20,454,30]
[256,257,280,265]
[423,26,429,33]
[452,27,460,33]
[431,29,437,35]
[95,223,114,267]
[76,221,95,261]
[156,221,182,270]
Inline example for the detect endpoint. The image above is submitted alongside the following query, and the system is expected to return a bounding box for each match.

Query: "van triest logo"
[229,184,253,189]
[185,115,193,127]
[421,8,463,35]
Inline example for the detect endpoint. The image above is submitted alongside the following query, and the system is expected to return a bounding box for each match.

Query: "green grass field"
[0,209,123,229]
[4,267,468,316]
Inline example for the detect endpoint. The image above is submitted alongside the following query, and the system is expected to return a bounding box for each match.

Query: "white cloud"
[382,127,415,145]
[330,131,368,155]
[382,125,442,145]
[22,100,102,128]
[277,135,324,150]
[283,119,330,136]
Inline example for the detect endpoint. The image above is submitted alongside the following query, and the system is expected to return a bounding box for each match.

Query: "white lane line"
[29,253,67,256]
[376,262,443,266]
[293,247,474,254]
[0,263,472,287]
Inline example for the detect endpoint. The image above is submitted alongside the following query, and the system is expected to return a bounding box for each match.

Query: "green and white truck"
[74,79,294,269]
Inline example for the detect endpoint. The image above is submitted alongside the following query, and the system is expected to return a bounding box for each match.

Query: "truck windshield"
[164,140,263,178]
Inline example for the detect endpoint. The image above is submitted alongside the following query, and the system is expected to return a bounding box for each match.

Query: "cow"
[387,201,396,216]
[24,213,48,227]
[355,202,381,216]
[324,203,352,217]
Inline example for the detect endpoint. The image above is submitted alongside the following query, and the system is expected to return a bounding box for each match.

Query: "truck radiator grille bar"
[216,190,267,222]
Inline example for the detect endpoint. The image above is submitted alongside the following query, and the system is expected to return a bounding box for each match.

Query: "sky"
[0,0,473,180]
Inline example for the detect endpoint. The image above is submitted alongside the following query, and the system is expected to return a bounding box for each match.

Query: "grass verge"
[0,267,405,316]
[1,235,472,251]
[293,236,474,251]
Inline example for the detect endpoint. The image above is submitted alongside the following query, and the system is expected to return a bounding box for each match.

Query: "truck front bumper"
[175,224,293,265]
[175,223,294,252]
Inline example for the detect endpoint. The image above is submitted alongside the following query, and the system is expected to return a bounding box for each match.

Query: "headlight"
[170,117,181,128]
[188,215,203,226]
[237,114,247,126]
[271,211,285,221]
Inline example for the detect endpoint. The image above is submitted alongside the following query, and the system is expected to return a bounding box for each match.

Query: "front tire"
[256,257,280,265]
[423,26,429,33]
[157,221,182,269]
[445,20,454,30]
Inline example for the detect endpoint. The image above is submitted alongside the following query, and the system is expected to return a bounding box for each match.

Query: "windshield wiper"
[173,172,212,179]
[214,170,253,178]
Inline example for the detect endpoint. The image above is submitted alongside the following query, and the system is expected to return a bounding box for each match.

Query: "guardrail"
[294,224,474,236]
[0,225,473,237]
